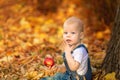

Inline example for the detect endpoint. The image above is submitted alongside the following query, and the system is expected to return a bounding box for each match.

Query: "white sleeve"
[72,47,88,64]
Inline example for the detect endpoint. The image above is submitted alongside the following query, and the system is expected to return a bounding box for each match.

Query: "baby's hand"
[64,43,74,54]
[51,64,66,73]
[50,65,58,71]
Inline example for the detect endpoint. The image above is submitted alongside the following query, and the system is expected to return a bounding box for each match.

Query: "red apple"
[44,57,54,67]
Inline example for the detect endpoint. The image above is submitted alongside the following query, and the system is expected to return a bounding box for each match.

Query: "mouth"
[66,39,72,43]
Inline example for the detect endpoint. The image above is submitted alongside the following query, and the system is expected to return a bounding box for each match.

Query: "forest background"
[0,0,117,80]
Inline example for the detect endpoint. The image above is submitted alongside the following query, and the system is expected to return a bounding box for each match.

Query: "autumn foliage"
[0,0,116,80]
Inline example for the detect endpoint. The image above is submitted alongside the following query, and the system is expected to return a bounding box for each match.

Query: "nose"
[66,33,71,37]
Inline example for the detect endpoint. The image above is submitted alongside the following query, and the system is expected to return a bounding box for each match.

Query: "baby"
[41,16,92,80]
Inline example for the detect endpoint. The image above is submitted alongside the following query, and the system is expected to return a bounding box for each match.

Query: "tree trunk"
[84,0,117,25]
[101,1,120,79]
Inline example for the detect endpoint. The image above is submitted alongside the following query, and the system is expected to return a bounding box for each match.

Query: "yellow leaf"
[20,17,31,28]
[96,31,103,39]
[25,71,38,79]
[104,72,116,80]
[45,19,54,24]
[68,4,75,15]
[39,33,48,39]
[49,37,57,44]
[57,27,63,37]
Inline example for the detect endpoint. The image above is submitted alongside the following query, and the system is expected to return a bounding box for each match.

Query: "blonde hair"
[63,16,84,32]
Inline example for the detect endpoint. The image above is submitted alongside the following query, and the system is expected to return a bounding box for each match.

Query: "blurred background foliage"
[0,0,117,80]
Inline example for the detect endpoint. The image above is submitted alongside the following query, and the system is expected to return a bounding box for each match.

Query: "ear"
[80,32,84,39]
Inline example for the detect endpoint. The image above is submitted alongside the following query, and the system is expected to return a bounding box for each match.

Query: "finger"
[51,65,56,69]
[51,65,57,71]
[48,66,51,69]
[62,40,66,46]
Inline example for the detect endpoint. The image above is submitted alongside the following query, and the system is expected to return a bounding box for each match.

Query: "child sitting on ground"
[40,16,92,80]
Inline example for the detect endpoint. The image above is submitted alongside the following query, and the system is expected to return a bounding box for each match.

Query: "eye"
[71,32,75,34]
[64,32,67,34]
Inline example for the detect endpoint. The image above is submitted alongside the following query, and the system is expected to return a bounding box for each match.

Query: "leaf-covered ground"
[0,0,116,80]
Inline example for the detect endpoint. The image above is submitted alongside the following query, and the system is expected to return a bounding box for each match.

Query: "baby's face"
[63,24,82,46]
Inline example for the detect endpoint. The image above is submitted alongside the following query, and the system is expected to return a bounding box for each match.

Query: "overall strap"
[62,53,77,80]
[74,44,88,53]
[63,53,70,72]
[75,44,92,80]
[63,53,76,74]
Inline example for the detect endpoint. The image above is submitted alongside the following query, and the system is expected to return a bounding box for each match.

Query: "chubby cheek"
[71,35,76,39]
[72,36,79,42]
[63,35,66,40]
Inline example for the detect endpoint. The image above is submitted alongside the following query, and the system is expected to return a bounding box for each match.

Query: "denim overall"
[61,44,92,80]
[40,44,92,80]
